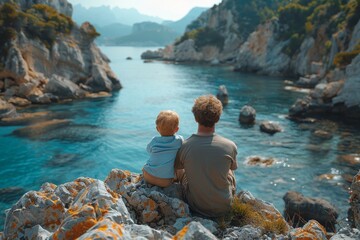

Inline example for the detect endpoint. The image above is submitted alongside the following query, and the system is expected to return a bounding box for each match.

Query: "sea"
[1,46,359,230]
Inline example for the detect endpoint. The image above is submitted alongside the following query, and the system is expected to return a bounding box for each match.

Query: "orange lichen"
[64,218,97,240]
[173,225,189,240]
[112,222,124,237]
[144,199,157,211]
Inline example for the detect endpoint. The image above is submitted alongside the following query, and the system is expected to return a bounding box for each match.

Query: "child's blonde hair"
[156,110,179,136]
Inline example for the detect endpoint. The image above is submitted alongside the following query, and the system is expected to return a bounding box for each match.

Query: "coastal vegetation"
[0,2,73,51]
[175,27,225,50]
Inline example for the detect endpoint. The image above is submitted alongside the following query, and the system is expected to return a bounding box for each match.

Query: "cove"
[0,46,359,229]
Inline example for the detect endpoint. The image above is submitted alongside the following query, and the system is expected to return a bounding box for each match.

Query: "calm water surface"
[1,46,359,229]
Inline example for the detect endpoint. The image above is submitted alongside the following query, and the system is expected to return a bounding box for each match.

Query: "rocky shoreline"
[0,169,359,239]
[0,0,121,117]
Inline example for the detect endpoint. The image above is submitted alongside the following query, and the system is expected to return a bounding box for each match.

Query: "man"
[175,95,238,217]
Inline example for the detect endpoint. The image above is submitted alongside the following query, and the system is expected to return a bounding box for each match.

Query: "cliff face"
[0,0,121,108]
[143,0,360,120]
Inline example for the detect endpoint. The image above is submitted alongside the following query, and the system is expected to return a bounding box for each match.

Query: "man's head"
[192,95,223,128]
[156,110,180,136]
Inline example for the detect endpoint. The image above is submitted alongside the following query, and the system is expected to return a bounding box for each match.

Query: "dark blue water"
[1,46,359,230]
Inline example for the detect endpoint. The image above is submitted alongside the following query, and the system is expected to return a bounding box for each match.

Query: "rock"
[23,225,51,240]
[338,154,360,166]
[216,85,229,105]
[290,220,327,240]
[28,93,56,104]
[4,47,29,83]
[239,105,256,124]
[289,97,311,117]
[126,57,132,60]
[44,75,86,99]
[173,221,217,240]
[85,91,111,98]
[105,169,190,226]
[283,191,338,231]
[313,130,333,140]
[0,99,17,119]
[141,49,164,60]
[311,62,324,76]
[8,97,31,107]
[349,170,360,229]
[52,180,133,239]
[237,191,290,235]
[18,81,38,97]
[125,224,172,239]
[260,121,283,134]
[245,156,275,167]
[210,58,220,65]
[330,227,360,240]
[54,177,95,206]
[173,217,218,234]
[76,219,131,240]
[222,225,262,240]
[295,75,320,88]
[4,190,65,239]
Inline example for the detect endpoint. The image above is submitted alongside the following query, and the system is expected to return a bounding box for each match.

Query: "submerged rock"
[283,191,338,231]
[0,99,17,119]
[245,156,275,167]
[0,187,26,203]
[239,105,256,124]
[260,121,283,134]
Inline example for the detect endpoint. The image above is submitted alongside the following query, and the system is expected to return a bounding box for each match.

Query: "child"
[143,110,183,188]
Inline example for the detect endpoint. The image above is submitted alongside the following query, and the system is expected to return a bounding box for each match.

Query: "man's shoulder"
[214,134,237,148]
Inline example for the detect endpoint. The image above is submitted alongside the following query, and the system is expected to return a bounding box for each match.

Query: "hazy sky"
[68,0,222,20]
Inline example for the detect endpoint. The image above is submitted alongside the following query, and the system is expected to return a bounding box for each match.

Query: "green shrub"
[175,27,224,50]
[283,33,304,56]
[334,43,360,67]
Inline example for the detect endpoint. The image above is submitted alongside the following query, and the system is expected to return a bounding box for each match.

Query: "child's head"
[156,110,179,136]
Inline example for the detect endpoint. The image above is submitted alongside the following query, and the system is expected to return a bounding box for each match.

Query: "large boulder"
[283,191,338,231]
[239,105,256,124]
[349,170,360,229]
[44,75,86,99]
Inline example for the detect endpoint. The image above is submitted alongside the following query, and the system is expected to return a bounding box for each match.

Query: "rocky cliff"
[0,0,121,111]
[142,0,360,120]
[0,168,359,240]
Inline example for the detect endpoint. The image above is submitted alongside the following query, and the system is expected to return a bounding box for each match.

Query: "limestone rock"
[23,225,51,240]
[216,85,229,105]
[76,219,131,240]
[295,37,315,76]
[105,169,142,195]
[12,119,71,139]
[173,217,218,234]
[141,49,164,60]
[330,227,360,240]
[283,191,338,231]
[349,170,360,229]
[4,190,65,239]
[235,21,290,76]
[4,47,29,84]
[239,105,256,124]
[52,180,133,239]
[125,224,173,239]
[222,225,262,240]
[173,221,217,240]
[8,97,31,107]
[295,75,320,88]
[44,75,85,99]
[313,130,333,140]
[54,177,95,206]
[290,220,327,240]
[0,99,17,119]
[260,121,283,134]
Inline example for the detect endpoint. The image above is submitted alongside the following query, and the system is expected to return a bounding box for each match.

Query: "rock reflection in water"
[0,187,26,203]
[46,153,83,167]
[12,121,108,142]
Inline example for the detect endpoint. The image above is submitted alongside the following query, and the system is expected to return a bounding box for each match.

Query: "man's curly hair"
[192,95,223,127]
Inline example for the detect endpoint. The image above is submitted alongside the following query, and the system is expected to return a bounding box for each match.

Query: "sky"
[68,0,222,21]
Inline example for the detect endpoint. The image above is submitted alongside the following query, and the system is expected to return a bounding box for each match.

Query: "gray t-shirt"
[175,133,238,217]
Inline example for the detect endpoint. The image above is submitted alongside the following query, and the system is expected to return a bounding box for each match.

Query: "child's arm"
[146,137,155,153]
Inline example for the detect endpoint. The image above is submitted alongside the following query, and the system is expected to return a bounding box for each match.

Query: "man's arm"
[174,148,184,170]
[230,145,238,170]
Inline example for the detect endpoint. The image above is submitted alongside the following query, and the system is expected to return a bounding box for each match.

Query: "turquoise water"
[1,46,359,230]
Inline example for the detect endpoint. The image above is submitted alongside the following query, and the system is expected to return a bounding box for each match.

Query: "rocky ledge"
[0,0,121,115]
[1,169,360,240]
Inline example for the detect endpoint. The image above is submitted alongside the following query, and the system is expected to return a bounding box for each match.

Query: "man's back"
[175,133,237,217]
